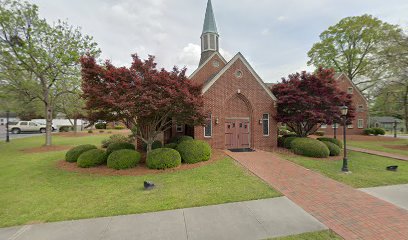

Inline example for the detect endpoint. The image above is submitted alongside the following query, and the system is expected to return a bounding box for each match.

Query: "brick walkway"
[348,146,408,161]
[226,150,408,240]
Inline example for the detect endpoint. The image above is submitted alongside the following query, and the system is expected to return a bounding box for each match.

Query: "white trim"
[189,52,227,79]
[321,124,327,129]
[335,73,369,106]
[204,114,212,138]
[358,119,364,129]
[348,123,354,129]
[202,52,277,101]
[262,113,270,136]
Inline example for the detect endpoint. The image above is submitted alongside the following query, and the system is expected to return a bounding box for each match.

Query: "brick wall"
[192,55,277,150]
[320,74,369,135]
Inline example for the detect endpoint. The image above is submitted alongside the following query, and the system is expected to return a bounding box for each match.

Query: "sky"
[29,0,408,83]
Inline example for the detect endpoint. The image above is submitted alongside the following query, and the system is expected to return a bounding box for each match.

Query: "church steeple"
[199,0,219,65]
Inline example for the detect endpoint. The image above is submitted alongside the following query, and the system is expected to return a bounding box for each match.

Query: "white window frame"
[321,124,327,129]
[347,87,353,94]
[332,123,338,129]
[357,105,364,112]
[176,124,184,133]
[204,114,212,138]
[358,119,364,129]
[348,122,354,129]
[262,113,270,136]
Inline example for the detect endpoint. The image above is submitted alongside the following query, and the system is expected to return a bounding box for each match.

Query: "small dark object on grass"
[144,181,155,190]
[386,166,398,171]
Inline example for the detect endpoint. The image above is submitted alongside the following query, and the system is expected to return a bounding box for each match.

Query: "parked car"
[8,121,47,134]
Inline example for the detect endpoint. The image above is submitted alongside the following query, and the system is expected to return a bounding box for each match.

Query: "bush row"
[363,128,385,136]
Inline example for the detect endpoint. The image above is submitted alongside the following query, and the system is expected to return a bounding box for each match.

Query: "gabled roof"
[335,73,369,105]
[371,116,403,123]
[202,0,218,34]
[188,51,227,79]
[202,52,277,101]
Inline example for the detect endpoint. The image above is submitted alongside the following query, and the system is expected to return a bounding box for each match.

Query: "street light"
[333,122,337,139]
[340,105,348,172]
[6,110,10,143]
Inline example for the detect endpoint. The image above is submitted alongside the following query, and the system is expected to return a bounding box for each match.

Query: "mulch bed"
[383,145,408,151]
[22,145,73,154]
[56,149,227,176]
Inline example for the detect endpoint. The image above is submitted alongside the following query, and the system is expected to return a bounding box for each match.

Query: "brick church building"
[167,0,368,149]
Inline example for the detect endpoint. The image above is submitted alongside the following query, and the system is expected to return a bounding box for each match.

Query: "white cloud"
[261,28,270,36]
[177,43,201,66]
[277,16,288,21]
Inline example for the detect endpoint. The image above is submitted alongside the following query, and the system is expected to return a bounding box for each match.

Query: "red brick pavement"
[226,150,408,240]
[348,146,408,161]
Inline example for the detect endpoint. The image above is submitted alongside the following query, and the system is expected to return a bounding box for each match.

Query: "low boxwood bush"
[164,142,178,149]
[317,137,343,148]
[176,140,211,164]
[65,144,97,162]
[363,128,373,135]
[101,134,130,148]
[106,142,135,156]
[142,140,162,151]
[95,122,106,129]
[313,131,325,136]
[146,148,182,169]
[321,141,341,156]
[372,127,385,136]
[169,135,194,144]
[77,149,107,168]
[107,149,141,170]
[283,137,299,149]
[291,138,330,158]
[114,126,125,130]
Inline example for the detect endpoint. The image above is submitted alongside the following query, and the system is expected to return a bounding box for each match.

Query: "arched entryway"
[224,94,252,149]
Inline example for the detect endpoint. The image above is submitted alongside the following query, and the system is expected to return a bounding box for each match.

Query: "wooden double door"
[225,119,250,149]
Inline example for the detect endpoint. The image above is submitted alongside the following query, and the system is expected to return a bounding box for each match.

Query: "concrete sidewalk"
[361,184,408,211]
[348,146,408,161]
[0,197,326,240]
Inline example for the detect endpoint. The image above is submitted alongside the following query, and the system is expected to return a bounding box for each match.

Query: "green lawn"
[0,133,280,228]
[279,151,408,188]
[269,230,342,240]
[348,138,408,156]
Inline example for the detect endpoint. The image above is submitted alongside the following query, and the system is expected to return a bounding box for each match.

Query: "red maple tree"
[81,54,206,152]
[271,68,355,137]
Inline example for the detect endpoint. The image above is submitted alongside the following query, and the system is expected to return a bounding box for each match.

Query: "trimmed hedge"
[317,137,343,148]
[101,134,130,148]
[321,141,341,156]
[65,144,97,162]
[164,142,178,149]
[146,148,182,169]
[77,149,107,168]
[106,142,135,156]
[291,138,330,158]
[314,131,325,136]
[169,135,194,144]
[95,122,106,129]
[176,140,211,164]
[107,149,141,170]
[372,127,386,136]
[278,136,285,148]
[284,137,299,149]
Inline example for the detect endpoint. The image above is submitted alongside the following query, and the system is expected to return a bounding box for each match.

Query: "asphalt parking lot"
[0,125,44,141]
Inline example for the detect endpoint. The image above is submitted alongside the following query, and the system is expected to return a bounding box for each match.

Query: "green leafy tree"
[0,0,99,145]
[307,15,400,91]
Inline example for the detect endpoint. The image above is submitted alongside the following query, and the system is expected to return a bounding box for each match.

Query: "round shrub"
[77,149,107,168]
[317,137,343,148]
[313,131,325,136]
[101,134,130,148]
[106,142,135,156]
[95,122,106,129]
[363,128,374,135]
[177,135,193,144]
[291,138,330,158]
[284,137,299,149]
[107,149,141,170]
[146,148,182,169]
[176,140,211,164]
[164,142,178,149]
[142,140,162,151]
[372,127,385,136]
[321,141,341,156]
[65,144,97,162]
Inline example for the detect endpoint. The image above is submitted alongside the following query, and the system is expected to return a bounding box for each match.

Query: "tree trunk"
[74,118,78,134]
[45,103,53,146]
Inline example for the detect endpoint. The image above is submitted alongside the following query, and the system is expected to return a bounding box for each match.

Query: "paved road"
[381,134,408,139]
[0,197,326,240]
[0,125,44,141]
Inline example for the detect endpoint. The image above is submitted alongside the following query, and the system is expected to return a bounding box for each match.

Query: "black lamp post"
[394,120,397,138]
[333,122,337,139]
[340,105,349,172]
[6,110,10,143]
